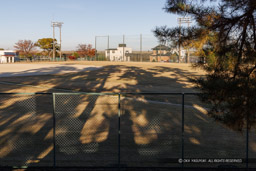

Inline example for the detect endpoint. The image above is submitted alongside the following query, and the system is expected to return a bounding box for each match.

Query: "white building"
[172,47,187,59]
[105,44,132,61]
[172,47,197,62]
[0,50,17,63]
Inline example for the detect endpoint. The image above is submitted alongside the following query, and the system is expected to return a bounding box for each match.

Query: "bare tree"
[14,40,36,58]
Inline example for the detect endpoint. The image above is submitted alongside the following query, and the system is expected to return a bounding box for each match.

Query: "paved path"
[0,63,102,77]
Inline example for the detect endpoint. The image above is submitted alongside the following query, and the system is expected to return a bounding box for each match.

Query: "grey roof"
[152,45,171,50]
[106,48,117,50]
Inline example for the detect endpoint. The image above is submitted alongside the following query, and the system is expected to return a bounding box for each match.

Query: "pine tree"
[154,0,256,131]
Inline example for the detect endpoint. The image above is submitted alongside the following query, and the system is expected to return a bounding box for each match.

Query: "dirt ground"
[0,61,253,168]
[0,61,206,93]
[0,63,102,78]
[0,93,251,168]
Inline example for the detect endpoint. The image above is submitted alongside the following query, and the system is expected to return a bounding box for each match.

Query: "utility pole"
[59,26,62,60]
[160,43,162,62]
[123,35,125,62]
[140,34,142,62]
[107,35,109,49]
[52,24,55,60]
[178,17,191,63]
[51,21,64,61]
[95,36,97,60]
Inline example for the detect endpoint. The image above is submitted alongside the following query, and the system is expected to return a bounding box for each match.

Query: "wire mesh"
[249,129,256,168]
[0,92,252,169]
[120,94,182,167]
[95,34,159,62]
[96,34,158,52]
[183,95,246,168]
[0,94,53,167]
[54,94,118,167]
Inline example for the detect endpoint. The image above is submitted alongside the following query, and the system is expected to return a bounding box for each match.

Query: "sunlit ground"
[0,61,253,168]
[0,61,205,93]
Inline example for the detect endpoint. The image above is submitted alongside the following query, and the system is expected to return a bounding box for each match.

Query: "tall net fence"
[94,34,200,63]
[95,34,159,62]
[95,34,159,52]
[0,92,254,169]
[16,34,201,63]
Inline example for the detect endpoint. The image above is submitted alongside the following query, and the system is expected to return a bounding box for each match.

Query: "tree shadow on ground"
[0,64,249,168]
[0,65,101,78]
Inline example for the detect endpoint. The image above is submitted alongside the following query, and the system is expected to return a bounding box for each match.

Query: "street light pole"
[177,17,191,63]
[51,21,64,61]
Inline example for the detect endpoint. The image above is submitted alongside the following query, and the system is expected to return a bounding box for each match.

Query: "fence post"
[182,93,184,169]
[246,113,249,169]
[118,93,121,168]
[52,93,56,168]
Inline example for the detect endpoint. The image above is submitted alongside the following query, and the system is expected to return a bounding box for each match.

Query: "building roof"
[0,50,16,56]
[106,48,117,50]
[152,45,171,51]
[2,55,15,57]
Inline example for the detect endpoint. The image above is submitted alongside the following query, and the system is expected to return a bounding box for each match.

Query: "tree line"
[13,38,95,60]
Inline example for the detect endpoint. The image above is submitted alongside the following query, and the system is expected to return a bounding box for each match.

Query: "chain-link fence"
[0,93,53,167]
[0,92,254,169]
[54,93,119,167]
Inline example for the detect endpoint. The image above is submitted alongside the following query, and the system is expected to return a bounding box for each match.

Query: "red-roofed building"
[0,50,17,63]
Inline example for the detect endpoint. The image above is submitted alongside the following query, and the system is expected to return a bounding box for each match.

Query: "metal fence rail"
[0,92,253,169]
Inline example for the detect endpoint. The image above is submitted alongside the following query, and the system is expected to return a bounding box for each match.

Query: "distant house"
[150,45,172,62]
[105,44,132,61]
[150,45,199,63]
[0,50,18,63]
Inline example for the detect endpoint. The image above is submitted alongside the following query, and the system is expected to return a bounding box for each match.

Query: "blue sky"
[0,0,179,51]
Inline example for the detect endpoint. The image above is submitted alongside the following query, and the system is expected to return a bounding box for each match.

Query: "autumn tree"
[76,44,96,58]
[36,38,59,57]
[14,40,36,59]
[154,0,256,131]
